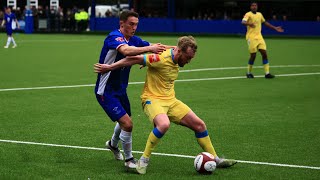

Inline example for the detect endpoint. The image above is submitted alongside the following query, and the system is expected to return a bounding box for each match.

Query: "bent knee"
[194,120,207,133]
[157,122,170,133]
[119,119,133,132]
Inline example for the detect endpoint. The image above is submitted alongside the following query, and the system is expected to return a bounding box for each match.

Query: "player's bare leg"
[247,53,256,78]
[137,114,170,174]
[259,49,275,78]
[180,111,237,168]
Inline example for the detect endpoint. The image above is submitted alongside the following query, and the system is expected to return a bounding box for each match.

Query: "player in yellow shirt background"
[94,36,237,174]
[242,2,284,78]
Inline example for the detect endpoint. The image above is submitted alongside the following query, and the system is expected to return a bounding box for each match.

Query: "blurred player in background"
[1,7,19,48]
[242,2,284,79]
[94,36,237,174]
[94,10,173,169]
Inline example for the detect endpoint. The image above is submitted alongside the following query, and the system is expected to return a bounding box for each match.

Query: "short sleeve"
[140,40,150,47]
[143,54,162,68]
[261,13,266,23]
[106,35,127,50]
[242,13,250,22]
[135,36,150,47]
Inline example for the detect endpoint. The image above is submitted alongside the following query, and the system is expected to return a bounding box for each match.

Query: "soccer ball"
[194,152,216,174]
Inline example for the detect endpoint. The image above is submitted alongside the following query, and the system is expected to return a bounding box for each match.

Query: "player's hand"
[275,26,284,33]
[94,63,111,73]
[149,43,166,54]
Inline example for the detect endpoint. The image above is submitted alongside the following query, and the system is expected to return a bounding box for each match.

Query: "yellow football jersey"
[242,11,265,40]
[141,49,179,100]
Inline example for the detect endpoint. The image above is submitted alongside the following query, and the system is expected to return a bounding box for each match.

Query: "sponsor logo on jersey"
[115,37,124,42]
[148,54,160,63]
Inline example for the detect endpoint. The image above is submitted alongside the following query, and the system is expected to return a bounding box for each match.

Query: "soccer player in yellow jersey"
[94,36,237,174]
[242,2,284,79]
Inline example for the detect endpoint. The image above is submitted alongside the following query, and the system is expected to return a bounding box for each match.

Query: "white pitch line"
[1,72,320,92]
[179,64,320,72]
[0,139,319,170]
[18,39,91,43]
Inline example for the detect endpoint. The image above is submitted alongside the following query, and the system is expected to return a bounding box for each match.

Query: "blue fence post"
[24,9,33,34]
[90,0,96,31]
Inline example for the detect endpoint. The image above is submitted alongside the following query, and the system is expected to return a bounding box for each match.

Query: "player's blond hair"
[177,36,197,53]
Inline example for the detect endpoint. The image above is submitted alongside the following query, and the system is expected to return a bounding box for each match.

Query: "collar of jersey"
[171,48,177,64]
[118,29,130,43]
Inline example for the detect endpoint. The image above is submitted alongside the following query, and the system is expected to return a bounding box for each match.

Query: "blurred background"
[0,0,319,35]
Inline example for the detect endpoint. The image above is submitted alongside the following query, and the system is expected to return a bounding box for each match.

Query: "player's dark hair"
[120,10,139,21]
[251,1,258,5]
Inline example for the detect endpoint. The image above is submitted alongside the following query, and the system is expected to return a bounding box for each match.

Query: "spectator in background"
[80,9,89,31]
[105,9,112,17]
[65,8,73,32]
[49,6,57,31]
[38,6,45,18]
[282,15,287,21]
[57,7,64,31]
[45,6,50,31]
[272,14,277,21]
[15,7,22,20]
[74,10,81,31]
[317,16,320,22]
[32,6,39,31]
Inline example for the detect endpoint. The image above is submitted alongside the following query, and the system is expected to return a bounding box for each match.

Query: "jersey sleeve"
[242,12,250,22]
[261,13,266,23]
[136,36,150,47]
[143,54,163,68]
[106,35,128,50]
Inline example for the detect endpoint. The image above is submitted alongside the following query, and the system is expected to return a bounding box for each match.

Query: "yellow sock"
[197,136,217,157]
[263,59,270,74]
[264,64,270,74]
[196,130,217,157]
[247,64,253,74]
[142,128,163,158]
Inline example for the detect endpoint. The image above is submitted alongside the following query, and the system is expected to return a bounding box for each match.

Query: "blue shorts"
[6,29,13,36]
[96,93,131,122]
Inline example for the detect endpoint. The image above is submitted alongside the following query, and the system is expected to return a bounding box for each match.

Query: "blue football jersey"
[95,29,150,95]
[4,13,16,30]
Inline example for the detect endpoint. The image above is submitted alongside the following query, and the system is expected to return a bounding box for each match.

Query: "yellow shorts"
[247,38,266,53]
[142,98,191,124]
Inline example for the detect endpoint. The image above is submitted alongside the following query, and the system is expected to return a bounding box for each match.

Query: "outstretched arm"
[118,43,166,56]
[263,21,284,32]
[94,55,144,73]
[1,20,5,27]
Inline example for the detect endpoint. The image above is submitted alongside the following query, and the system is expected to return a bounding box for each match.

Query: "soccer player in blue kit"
[1,7,19,48]
[94,10,172,168]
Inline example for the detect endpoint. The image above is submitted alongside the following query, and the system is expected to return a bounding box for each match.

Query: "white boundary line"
[0,139,319,170]
[1,71,320,92]
[179,64,320,72]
